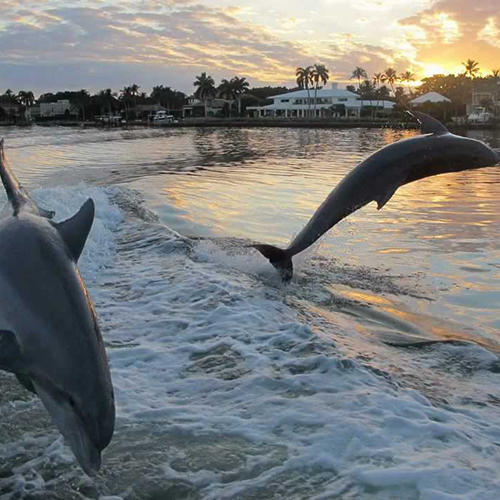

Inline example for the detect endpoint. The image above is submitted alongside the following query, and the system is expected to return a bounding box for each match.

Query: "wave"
[1,184,499,500]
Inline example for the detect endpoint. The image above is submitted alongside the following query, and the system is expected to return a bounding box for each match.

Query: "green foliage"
[414,74,472,108]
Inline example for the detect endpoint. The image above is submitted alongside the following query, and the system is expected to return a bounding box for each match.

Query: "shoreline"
[0,118,498,131]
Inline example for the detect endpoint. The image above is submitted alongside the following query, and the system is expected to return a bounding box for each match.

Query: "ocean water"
[0,124,499,499]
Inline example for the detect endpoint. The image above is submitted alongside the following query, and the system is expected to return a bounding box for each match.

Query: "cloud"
[397,0,500,75]
[1,0,498,96]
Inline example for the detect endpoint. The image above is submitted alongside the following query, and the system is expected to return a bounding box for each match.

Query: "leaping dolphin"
[253,111,500,281]
[0,139,115,475]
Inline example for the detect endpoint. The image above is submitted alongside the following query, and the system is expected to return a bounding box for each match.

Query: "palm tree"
[490,69,500,78]
[120,86,133,119]
[359,79,375,115]
[350,67,368,94]
[311,64,329,117]
[296,66,313,116]
[73,89,90,121]
[2,89,16,103]
[129,84,141,118]
[399,71,415,95]
[193,72,216,117]
[462,59,480,79]
[217,79,236,117]
[100,89,117,116]
[231,76,249,116]
[17,90,35,121]
[17,90,34,107]
[381,68,398,97]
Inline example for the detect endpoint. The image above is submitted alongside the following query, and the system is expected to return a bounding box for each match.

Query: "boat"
[152,111,176,123]
[468,107,493,124]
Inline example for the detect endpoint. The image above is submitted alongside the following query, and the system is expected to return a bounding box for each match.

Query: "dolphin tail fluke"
[251,244,293,282]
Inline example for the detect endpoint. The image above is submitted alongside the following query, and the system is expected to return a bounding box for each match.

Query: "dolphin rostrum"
[253,111,500,281]
[0,139,115,475]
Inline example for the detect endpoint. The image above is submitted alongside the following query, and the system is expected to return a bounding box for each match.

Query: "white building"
[247,83,395,118]
[40,100,78,117]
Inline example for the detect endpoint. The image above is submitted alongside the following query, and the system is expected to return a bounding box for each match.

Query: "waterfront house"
[466,78,500,115]
[246,83,395,118]
[182,97,231,118]
[135,103,167,120]
[40,100,78,118]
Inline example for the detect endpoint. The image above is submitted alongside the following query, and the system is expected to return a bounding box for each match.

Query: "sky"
[0,0,499,97]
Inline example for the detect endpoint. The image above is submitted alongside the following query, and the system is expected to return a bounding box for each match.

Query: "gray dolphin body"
[0,140,115,475]
[253,111,500,281]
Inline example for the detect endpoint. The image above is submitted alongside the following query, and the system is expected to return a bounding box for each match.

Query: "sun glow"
[421,62,463,77]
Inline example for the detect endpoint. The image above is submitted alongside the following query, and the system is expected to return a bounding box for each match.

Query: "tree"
[490,69,500,78]
[99,89,117,116]
[311,63,329,116]
[120,86,133,119]
[414,73,471,116]
[462,59,480,79]
[350,67,367,93]
[193,72,216,117]
[231,76,249,116]
[217,79,236,117]
[358,80,375,116]
[381,68,398,97]
[296,66,313,116]
[17,90,34,121]
[3,89,15,102]
[399,71,415,95]
[72,89,90,121]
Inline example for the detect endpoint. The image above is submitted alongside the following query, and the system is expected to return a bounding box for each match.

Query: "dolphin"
[0,139,115,475]
[253,111,500,281]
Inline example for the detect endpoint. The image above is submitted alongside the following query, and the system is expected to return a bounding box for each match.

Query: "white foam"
[2,185,500,500]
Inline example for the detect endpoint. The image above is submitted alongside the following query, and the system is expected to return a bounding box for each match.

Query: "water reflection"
[3,124,500,346]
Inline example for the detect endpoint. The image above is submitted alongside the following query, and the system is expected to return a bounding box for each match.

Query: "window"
[280,99,289,103]
[339,98,348,102]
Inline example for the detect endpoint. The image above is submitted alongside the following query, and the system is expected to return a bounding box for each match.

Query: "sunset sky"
[1,0,499,96]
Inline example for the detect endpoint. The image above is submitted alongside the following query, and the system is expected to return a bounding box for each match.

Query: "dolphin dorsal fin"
[0,139,55,218]
[407,110,449,135]
[55,198,95,262]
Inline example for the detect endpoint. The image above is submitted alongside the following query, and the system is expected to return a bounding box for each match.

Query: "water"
[0,124,499,499]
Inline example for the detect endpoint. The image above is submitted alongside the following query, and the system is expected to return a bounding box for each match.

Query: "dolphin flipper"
[55,198,95,262]
[375,186,398,210]
[0,330,23,373]
[16,374,36,393]
[407,110,449,135]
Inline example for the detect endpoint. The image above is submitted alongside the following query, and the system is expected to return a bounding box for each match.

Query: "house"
[182,97,230,118]
[40,100,78,118]
[246,83,395,118]
[467,78,500,115]
[410,92,451,106]
[135,103,167,120]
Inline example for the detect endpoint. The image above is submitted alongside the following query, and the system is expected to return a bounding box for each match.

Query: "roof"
[358,100,395,109]
[410,92,451,104]
[269,87,358,100]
